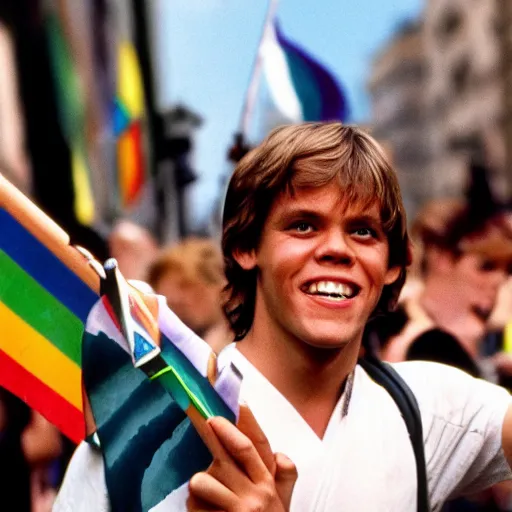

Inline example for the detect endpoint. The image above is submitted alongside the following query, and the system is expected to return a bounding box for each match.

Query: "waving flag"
[261,20,348,123]
[0,173,100,443]
[45,10,96,226]
[114,41,146,208]
[82,261,242,510]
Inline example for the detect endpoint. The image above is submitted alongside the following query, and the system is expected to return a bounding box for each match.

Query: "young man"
[55,123,512,511]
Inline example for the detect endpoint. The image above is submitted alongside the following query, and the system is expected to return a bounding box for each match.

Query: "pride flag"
[45,10,96,226]
[114,41,146,208]
[261,20,348,123]
[0,173,100,443]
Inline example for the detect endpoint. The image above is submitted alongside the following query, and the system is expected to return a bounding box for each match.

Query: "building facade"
[369,0,512,215]
[368,21,430,220]
[423,0,506,198]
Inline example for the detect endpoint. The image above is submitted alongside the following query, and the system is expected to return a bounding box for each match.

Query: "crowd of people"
[3,122,512,510]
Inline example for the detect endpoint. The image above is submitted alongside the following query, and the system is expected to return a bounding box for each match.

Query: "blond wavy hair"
[147,237,225,289]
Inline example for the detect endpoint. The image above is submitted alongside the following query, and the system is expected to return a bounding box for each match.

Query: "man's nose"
[315,230,355,265]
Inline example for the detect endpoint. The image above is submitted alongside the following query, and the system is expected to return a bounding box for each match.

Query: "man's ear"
[233,249,257,271]
[384,265,401,286]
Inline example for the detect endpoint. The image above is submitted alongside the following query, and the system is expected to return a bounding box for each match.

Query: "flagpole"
[238,0,279,138]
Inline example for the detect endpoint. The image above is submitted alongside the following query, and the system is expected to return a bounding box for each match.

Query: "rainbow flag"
[114,41,146,208]
[45,10,96,226]
[0,173,100,443]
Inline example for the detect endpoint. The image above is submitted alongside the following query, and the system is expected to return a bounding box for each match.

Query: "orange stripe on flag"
[0,301,82,410]
[118,121,144,206]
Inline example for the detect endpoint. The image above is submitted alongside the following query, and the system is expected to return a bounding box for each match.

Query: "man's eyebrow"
[278,208,323,220]
[345,213,382,224]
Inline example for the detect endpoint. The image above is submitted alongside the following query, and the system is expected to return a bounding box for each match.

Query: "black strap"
[359,356,430,512]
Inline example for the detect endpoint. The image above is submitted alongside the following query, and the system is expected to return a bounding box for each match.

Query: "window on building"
[451,57,471,94]
[492,14,504,39]
[436,10,462,42]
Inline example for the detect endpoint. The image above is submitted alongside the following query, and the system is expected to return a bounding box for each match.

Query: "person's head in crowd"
[108,220,158,282]
[413,163,512,340]
[147,237,230,353]
[221,122,409,349]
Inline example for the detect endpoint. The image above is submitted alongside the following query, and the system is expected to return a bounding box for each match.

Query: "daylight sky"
[151,0,424,228]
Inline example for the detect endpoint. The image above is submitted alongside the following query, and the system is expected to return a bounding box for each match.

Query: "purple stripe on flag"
[275,22,348,122]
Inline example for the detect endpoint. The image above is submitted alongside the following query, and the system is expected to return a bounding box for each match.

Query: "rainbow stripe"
[115,41,146,208]
[0,174,100,443]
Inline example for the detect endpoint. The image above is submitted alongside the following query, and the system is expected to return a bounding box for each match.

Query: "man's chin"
[301,334,353,351]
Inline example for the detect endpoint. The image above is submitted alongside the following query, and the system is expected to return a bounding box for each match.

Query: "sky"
[150,0,424,229]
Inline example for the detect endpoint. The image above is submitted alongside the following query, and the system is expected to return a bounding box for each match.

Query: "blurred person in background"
[375,163,512,511]
[379,162,512,378]
[0,388,31,511]
[147,237,232,353]
[23,410,67,512]
[108,219,159,282]
[0,389,68,512]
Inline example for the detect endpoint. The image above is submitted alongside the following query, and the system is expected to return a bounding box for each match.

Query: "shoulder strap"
[359,356,430,512]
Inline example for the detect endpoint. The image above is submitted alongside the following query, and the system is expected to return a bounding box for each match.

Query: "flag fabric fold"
[82,283,242,511]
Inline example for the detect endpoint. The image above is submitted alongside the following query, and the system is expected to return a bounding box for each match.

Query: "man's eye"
[354,227,376,238]
[480,259,497,272]
[292,222,314,233]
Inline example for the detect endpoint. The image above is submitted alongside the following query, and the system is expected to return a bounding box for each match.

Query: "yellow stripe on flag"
[71,148,95,226]
[0,301,83,411]
[118,42,144,118]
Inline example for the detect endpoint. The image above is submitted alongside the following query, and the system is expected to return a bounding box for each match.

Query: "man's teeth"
[307,281,355,299]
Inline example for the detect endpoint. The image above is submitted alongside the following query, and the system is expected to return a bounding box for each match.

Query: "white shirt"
[53,346,512,512]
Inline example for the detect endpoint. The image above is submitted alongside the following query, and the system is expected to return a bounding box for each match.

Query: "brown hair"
[413,198,512,275]
[147,237,225,289]
[222,122,410,340]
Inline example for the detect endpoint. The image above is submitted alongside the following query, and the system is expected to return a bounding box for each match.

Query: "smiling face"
[235,181,401,351]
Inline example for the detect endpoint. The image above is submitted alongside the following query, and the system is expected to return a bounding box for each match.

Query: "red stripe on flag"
[102,295,122,332]
[0,349,84,443]
[127,121,144,205]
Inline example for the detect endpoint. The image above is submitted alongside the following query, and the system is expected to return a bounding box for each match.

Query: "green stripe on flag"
[0,251,83,365]
[284,51,323,122]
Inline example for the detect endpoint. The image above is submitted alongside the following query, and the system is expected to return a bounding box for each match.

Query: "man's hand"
[187,405,297,512]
